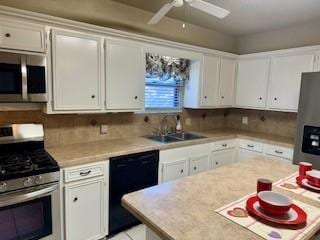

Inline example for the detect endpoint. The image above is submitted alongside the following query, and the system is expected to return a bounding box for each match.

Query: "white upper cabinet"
[236,58,270,109]
[0,19,45,52]
[200,55,220,107]
[268,53,315,111]
[105,39,144,111]
[51,29,103,111]
[217,58,236,107]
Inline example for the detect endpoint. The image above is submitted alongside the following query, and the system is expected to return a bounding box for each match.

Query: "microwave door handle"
[21,55,28,101]
[0,183,58,208]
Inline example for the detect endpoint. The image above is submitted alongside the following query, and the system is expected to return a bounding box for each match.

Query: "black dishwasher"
[109,150,159,235]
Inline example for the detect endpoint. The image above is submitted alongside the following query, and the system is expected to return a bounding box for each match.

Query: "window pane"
[145,53,190,109]
[145,85,181,109]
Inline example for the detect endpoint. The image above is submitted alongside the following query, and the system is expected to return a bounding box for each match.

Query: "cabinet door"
[211,148,236,168]
[268,53,315,111]
[52,30,103,111]
[218,58,236,106]
[65,178,105,240]
[238,148,262,162]
[0,19,45,52]
[162,158,188,183]
[106,39,144,110]
[200,55,220,107]
[189,154,210,175]
[236,58,270,108]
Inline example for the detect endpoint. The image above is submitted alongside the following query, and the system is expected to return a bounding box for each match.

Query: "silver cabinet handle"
[80,170,91,176]
[275,150,283,154]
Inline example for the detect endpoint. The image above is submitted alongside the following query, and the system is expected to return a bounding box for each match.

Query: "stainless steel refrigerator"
[294,72,320,169]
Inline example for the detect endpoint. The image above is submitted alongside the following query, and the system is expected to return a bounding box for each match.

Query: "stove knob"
[24,177,33,187]
[0,182,7,192]
[35,175,43,184]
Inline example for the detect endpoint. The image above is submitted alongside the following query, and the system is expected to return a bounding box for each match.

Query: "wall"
[0,109,228,148]
[0,0,237,53]
[227,109,297,139]
[237,20,320,54]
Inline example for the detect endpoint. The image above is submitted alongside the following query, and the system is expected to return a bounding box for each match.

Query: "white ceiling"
[113,0,320,36]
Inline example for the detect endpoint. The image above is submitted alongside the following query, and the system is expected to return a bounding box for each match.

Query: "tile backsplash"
[0,108,297,148]
[226,108,297,139]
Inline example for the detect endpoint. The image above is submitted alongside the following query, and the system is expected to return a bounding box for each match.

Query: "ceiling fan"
[148,0,230,25]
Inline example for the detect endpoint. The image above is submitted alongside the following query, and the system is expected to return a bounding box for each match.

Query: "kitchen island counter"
[122,157,320,240]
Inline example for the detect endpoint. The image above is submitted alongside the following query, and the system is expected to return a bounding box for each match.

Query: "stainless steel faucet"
[160,116,168,135]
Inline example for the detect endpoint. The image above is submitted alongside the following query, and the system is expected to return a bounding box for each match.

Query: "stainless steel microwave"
[0,51,47,102]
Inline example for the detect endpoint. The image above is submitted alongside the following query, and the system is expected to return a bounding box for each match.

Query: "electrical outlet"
[185,118,192,126]
[242,116,248,125]
[100,124,109,134]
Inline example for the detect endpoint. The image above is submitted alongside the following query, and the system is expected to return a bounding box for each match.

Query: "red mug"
[257,178,272,193]
[299,162,312,176]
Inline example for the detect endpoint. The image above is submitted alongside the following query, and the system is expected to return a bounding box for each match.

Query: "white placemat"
[215,193,320,240]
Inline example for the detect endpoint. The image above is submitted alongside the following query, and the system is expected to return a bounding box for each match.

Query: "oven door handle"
[0,183,59,208]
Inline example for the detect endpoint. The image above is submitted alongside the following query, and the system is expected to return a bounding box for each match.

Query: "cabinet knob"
[193,166,197,170]
[91,95,96,99]
[4,33,10,38]
[259,97,262,100]
[274,97,278,101]
[222,144,227,147]
[73,197,78,202]
[134,96,138,100]
[180,169,184,173]
[204,96,207,99]
[216,162,218,165]
[221,96,224,99]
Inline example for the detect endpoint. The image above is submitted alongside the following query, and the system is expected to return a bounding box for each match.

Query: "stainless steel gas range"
[0,124,61,240]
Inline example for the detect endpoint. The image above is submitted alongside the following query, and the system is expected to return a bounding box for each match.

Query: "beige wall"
[237,20,320,54]
[0,0,237,53]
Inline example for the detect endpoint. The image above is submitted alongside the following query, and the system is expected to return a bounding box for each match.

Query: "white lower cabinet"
[263,144,293,162]
[189,154,210,175]
[211,148,236,168]
[162,158,188,183]
[63,162,108,240]
[159,143,211,183]
[238,148,263,161]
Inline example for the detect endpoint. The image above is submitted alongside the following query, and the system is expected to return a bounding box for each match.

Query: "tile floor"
[108,224,146,240]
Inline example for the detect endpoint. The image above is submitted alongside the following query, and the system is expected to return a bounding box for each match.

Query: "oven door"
[0,183,61,240]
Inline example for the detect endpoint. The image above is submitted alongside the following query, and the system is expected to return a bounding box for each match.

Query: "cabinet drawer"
[213,139,237,151]
[64,162,105,183]
[239,139,263,153]
[0,19,45,52]
[264,145,293,160]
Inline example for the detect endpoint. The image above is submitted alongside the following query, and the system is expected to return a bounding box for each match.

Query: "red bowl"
[257,191,292,215]
[306,170,320,187]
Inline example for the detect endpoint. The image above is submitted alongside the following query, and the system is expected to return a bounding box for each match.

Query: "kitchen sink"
[167,132,206,141]
[146,132,206,143]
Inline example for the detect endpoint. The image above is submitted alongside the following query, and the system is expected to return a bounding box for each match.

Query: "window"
[145,53,190,110]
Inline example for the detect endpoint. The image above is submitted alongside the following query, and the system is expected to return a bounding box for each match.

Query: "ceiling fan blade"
[188,0,230,18]
[148,2,174,24]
